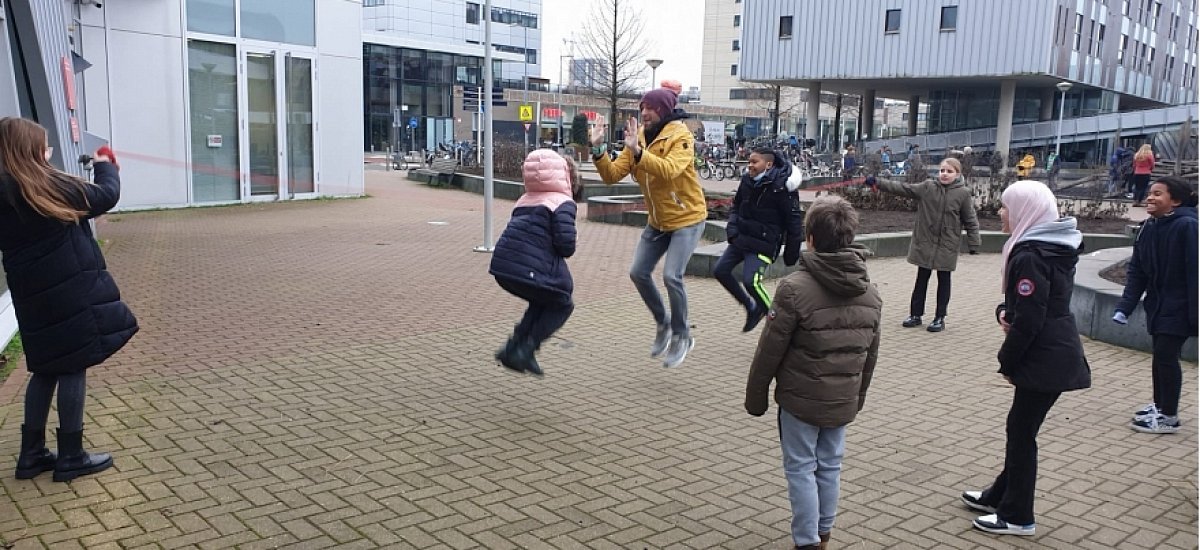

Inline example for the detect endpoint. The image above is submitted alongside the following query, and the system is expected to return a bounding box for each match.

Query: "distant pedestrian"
[1,117,134,482]
[1114,175,1198,434]
[590,88,707,368]
[490,150,583,377]
[745,195,882,550]
[1015,153,1036,179]
[962,180,1090,537]
[1131,144,1156,205]
[1107,146,1126,196]
[714,147,804,332]
[865,158,981,332]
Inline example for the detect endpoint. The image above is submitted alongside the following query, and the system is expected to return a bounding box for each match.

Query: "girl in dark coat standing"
[490,150,582,377]
[961,180,1090,537]
[1114,175,1198,434]
[1,117,137,482]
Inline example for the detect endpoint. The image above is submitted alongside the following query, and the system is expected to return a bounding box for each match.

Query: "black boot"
[495,336,523,373]
[927,316,946,332]
[52,429,113,482]
[509,339,544,377]
[14,424,56,480]
[901,315,923,328]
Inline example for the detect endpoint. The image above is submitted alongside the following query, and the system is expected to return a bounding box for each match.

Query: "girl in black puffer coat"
[1,117,136,482]
[1115,175,1198,434]
[489,150,582,377]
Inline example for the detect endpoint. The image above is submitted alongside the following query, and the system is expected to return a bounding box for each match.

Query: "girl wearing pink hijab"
[961,180,1091,537]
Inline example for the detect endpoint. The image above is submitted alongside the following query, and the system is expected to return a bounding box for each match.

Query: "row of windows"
[774,6,957,40]
[466,2,538,29]
[729,88,772,100]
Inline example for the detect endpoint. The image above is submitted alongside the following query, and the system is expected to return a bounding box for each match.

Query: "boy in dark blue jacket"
[714,148,805,332]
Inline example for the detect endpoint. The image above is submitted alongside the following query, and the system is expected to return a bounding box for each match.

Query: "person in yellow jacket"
[1016,153,1036,178]
[589,88,708,368]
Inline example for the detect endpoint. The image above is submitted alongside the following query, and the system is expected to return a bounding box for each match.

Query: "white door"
[241,49,316,199]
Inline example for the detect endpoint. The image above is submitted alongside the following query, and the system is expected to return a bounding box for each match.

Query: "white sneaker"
[1131,414,1181,434]
[662,335,695,368]
[650,324,672,358]
[1133,403,1158,421]
[961,491,996,514]
[973,514,1035,536]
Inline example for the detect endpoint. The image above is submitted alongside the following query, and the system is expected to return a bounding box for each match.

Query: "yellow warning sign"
[519,104,534,122]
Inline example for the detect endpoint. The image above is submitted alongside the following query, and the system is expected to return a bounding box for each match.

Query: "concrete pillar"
[907,96,919,136]
[805,80,821,142]
[861,89,876,140]
[1039,87,1055,121]
[995,79,1017,163]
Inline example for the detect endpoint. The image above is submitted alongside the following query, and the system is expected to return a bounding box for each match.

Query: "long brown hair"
[0,117,92,222]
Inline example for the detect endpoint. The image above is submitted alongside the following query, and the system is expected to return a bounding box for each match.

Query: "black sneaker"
[972,514,1035,536]
[743,305,766,333]
[901,315,923,328]
[927,317,946,332]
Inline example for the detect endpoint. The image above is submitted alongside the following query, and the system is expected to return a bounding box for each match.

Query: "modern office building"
[740,0,1199,159]
[363,0,542,151]
[700,0,863,143]
[2,1,365,209]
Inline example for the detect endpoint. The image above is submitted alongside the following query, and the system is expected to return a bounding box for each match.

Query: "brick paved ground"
[0,169,1195,549]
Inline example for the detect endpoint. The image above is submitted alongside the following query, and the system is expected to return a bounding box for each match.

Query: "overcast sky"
[541,0,704,90]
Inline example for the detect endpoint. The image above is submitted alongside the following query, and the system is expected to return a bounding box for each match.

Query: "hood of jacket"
[1157,206,1198,224]
[1014,217,1082,253]
[798,244,873,297]
[516,149,574,210]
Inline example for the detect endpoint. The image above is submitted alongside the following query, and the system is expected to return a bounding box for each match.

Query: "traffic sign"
[408,117,418,128]
[523,123,531,131]
[518,104,534,122]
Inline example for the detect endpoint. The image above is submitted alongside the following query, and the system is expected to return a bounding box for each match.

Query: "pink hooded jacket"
[516,149,574,210]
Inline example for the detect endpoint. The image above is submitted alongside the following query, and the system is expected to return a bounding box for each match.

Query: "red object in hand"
[96,145,118,168]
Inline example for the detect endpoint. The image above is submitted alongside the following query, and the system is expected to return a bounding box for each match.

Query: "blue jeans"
[779,409,846,547]
[629,222,705,337]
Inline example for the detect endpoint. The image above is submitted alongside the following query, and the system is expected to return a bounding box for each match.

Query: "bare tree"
[575,0,649,141]
[746,84,804,137]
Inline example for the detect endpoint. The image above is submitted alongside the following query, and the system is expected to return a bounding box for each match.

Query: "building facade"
[2,0,365,209]
[740,0,1199,158]
[363,0,541,151]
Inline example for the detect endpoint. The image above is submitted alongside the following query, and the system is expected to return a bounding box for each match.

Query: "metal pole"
[523,24,529,153]
[1055,89,1067,157]
[558,54,564,149]
[475,0,495,252]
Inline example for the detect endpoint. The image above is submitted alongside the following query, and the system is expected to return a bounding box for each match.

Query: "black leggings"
[1132,174,1152,203]
[1151,334,1187,417]
[24,371,87,432]
[910,267,951,317]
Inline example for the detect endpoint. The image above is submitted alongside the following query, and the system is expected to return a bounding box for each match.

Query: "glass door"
[241,49,317,199]
[245,50,279,198]
[284,54,315,196]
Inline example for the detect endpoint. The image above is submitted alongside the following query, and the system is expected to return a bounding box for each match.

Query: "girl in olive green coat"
[866,157,981,332]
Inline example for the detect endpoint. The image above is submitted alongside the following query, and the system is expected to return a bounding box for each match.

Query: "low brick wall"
[1072,247,1197,360]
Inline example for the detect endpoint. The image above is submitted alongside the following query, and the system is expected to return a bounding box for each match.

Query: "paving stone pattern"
[0,170,1195,549]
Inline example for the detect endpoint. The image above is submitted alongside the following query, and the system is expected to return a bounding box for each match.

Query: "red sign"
[61,56,76,111]
[542,107,561,118]
[581,111,599,121]
[69,117,80,143]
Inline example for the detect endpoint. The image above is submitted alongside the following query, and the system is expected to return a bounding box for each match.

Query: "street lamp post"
[513,21,530,153]
[558,39,573,150]
[474,0,495,253]
[646,58,663,91]
[1054,81,1073,158]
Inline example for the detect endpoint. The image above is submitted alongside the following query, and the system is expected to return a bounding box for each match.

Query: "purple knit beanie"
[640,88,677,119]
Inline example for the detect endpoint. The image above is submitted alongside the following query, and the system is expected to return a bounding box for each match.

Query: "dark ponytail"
[1156,175,1198,207]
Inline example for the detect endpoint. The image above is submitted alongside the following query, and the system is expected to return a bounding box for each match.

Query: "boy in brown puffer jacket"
[745,196,883,550]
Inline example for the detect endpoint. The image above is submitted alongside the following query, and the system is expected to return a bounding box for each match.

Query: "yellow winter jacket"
[1016,154,1036,177]
[594,120,707,231]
